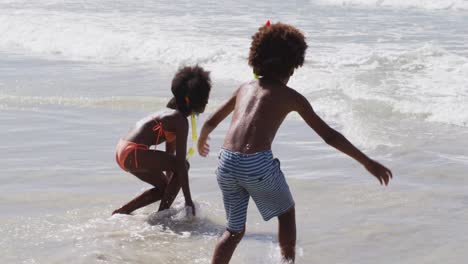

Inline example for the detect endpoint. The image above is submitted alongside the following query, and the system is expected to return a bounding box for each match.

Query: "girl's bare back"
[124,111,180,146]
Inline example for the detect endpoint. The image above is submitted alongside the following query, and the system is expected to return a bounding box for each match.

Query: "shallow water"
[1,0,468,263]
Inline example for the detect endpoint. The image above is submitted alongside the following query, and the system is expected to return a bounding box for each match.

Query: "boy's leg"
[278,207,296,262]
[212,228,245,264]
[213,176,249,263]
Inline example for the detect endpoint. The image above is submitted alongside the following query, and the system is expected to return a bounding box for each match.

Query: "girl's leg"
[113,150,176,215]
[212,228,245,264]
[278,207,296,263]
[112,171,168,215]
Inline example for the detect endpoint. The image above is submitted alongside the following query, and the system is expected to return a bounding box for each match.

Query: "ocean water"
[1,0,467,263]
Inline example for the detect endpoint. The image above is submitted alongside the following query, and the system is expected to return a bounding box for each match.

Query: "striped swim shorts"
[216,148,295,232]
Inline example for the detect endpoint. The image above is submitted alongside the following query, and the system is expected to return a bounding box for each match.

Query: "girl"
[113,65,211,216]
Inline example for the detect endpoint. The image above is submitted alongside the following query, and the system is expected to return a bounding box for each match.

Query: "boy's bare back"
[223,78,306,153]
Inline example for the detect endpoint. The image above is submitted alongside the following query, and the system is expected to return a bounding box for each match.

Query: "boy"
[197,22,392,263]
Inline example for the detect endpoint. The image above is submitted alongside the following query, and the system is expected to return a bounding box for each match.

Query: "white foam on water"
[0,12,197,63]
[287,44,468,149]
[0,200,224,263]
[0,94,169,110]
[1,2,466,138]
[341,45,468,127]
[0,8,251,82]
[316,0,468,10]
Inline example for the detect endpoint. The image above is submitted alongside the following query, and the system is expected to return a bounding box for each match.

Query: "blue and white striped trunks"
[216,148,295,232]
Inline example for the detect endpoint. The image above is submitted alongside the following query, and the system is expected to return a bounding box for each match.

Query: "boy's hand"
[197,136,210,157]
[365,159,393,186]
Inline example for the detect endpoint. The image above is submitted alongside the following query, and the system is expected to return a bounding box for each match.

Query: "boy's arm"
[293,91,392,185]
[197,88,239,156]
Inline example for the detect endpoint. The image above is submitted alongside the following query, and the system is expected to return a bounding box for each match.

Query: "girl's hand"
[365,159,393,186]
[197,136,210,157]
[185,200,196,216]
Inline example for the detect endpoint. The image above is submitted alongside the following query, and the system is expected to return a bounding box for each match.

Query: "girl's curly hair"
[167,65,211,115]
[248,22,307,79]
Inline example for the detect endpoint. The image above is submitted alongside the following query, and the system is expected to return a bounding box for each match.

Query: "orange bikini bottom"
[115,139,149,171]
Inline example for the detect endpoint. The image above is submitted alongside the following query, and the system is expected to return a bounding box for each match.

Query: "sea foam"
[316,0,468,10]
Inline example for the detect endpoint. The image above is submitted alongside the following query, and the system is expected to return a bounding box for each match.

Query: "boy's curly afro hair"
[167,65,211,115]
[248,22,307,79]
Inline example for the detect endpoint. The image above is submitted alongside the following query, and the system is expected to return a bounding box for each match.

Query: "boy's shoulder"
[261,84,310,114]
[238,79,257,90]
[274,83,305,102]
[231,80,258,97]
[285,85,305,98]
[236,80,305,101]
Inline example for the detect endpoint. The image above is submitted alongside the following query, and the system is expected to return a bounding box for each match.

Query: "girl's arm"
[198,88,239,156]
[166,140,176,154]
[164,140,176,179]
[157,117,193,214]
[292,91,392,185]
[174,116,194,213]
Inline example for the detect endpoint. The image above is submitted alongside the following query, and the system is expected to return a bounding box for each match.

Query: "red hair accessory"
[265,20,271,26]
